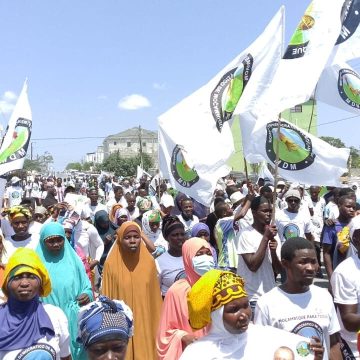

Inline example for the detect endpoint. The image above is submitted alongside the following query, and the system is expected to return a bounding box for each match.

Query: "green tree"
[23,159,42,172]
[350,146,360,168]
[66,162,83,171]
[101,152,153,177]
[82,162,93,171]
[319,136,346,148]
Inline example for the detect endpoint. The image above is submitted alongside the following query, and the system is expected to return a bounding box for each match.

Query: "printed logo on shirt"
[296,341,311,357]
[338,68,360,110]
[210,54,253,132]
[174,270,186,282]
[170,145,199,188]
[292,320,324,344]
[15,343,56,359]
[11,191,21,199]
[266,121,315,171]
[283,223,301,241]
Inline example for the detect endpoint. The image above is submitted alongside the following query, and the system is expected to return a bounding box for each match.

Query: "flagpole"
[243,157,249,181]
[307,88,317,133]
[271,113,281,224]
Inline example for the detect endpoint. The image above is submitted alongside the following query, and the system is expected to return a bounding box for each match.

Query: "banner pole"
[271,113,281,224]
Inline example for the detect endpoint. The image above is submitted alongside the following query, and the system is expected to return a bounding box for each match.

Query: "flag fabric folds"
[158,7,285,205]
[251,117,349,186]
[0,80,32,175]
[253,0,344,121]
[317,61,360,114]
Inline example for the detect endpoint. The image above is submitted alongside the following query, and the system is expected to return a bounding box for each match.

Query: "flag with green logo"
[0,80,32,175]
[158,7,284,205]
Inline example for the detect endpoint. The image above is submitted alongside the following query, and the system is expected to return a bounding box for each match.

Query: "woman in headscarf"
[181,270,320,359]
[2,206,39,264]
[191,222,217,266]
[143,209,167,258]
[157,237,215,360]
[78,295,134,360]
[101,221,162,360]
[114,207,131,227]
[93,210,117,275]
[0,248,71,359]
[36,222,93,359]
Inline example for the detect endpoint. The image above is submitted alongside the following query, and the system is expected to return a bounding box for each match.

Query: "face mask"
[192,254,215,276]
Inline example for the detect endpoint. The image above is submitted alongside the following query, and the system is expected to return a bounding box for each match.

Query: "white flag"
[0,80,32,175]
[254,0,344,121]
[158,7,285,205]
[317,61,360,113]
[332,0,360,63]
[251,117,349,186]
[257,161,275,185]
[136,165,151,180]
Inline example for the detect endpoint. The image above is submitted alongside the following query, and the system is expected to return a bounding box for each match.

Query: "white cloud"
[0,90,17,114]
[153,82,166,90]
[118,94,151,110]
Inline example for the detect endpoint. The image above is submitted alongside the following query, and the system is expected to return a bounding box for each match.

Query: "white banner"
[317,61,360,113]
[0,80,32,175]
[251,117,349,186]
[253,0,344,121]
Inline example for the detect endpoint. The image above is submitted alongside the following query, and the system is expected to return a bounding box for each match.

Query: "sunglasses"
[286,198,300,203]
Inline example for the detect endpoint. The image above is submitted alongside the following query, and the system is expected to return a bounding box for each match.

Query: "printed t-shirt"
[0,304,70,360]
[254,285,340,360]
[331,254,360,359]
[155,252,185,296]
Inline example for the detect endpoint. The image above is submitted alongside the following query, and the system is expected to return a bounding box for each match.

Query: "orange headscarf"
[101,221,162,360]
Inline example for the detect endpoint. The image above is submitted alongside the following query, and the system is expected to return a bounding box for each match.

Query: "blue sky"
[0,0,358,170]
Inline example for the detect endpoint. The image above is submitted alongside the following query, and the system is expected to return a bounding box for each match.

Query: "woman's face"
[167,227,186,252]
[117,215,129,227]
[149,221,160,233]
[196,230,210,242]
[64,229,72,241]
[44,235,65,253]
[8,272,40,301]
[195,246,212,257]
[121,229,141,252]
[11,215,30,235]
[222,297,251,334]
[87,339,128,360]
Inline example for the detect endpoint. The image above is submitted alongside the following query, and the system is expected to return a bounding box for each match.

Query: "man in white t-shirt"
[237,196,282,316]
[178,198,199,239]
[4,177,24,208]
[82,188,107,222]
[331,215,360,359]
[255,237,341,360]
[275,189,314,245]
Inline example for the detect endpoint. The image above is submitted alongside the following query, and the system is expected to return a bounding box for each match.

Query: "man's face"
[286,197,300,213]
[338,198,356,220]
[309,187,320,201]
[127,196,136,211]
[88,190,99,204]
[57,178,62,186]
[284,248,318,287]
[181,200,193,217]
[253,203,272,226]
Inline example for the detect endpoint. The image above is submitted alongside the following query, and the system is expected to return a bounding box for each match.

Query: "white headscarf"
[350,215,360,240]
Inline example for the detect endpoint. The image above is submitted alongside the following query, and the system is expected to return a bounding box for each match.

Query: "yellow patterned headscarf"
[187,269,247,330]
[7,206,32,221]
[2,248,51,297]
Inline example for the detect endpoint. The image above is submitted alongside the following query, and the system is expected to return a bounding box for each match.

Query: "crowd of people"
[0,172,360,359]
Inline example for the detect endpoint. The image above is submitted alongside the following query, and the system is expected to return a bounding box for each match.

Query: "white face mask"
[192,254,215,276]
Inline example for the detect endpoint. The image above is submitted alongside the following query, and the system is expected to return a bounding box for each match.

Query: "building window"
[290,105,302,113]
[127,142,131,147]
[113,141,117,145]
[143,142,146,147]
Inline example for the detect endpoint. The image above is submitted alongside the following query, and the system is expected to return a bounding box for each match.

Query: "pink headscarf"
[182,237,210,286]
[157,237,211,360]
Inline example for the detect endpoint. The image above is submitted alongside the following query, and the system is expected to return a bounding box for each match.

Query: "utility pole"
[138,125,143,168]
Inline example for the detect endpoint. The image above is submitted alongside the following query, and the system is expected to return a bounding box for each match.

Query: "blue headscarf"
[77,295,134,349]
[36,222,93,359]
